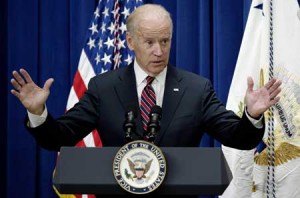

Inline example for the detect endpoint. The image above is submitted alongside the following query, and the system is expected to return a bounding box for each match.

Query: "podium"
[53,147,232,195]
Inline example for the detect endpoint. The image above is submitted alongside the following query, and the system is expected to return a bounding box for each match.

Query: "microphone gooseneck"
[123,107,137,143]
[145,105,162,143]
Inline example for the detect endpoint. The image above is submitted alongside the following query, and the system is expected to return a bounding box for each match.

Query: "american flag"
[58,0,143,197]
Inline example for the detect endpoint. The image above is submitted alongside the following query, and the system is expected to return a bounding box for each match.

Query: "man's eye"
[161,39,169,45]
[146,41,153,45]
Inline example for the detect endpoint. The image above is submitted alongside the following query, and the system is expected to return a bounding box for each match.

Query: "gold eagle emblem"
[127,158,153,179]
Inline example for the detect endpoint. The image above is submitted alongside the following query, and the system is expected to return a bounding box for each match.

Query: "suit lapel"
[114,64,186,143]
[114,64,144,137]
[155,66,185,145]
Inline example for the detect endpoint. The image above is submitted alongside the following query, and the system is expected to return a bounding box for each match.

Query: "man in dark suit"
[10,4,281,197]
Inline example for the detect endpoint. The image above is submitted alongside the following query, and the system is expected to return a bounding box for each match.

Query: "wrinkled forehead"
[136,18,172,39]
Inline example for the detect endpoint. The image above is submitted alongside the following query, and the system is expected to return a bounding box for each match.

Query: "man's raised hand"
[11,69,54,115]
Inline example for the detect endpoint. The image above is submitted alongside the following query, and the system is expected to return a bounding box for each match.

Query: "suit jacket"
[26,64,264,198]
[27,63,263,151]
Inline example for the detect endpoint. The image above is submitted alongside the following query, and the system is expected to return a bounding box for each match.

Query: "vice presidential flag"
[55,0,143,197]
[221,0,300,198]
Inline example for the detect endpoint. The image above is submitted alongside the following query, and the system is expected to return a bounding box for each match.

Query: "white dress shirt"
[134,60,167,107]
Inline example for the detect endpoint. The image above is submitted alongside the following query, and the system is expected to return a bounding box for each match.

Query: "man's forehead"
[137,31,171,39]
[135,17,171,34]
[136,25,171,39]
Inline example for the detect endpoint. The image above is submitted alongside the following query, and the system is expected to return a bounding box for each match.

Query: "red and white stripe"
[66,50,103,148]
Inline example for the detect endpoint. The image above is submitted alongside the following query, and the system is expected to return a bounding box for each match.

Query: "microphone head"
[125,105,137,118]
[124,105,137,142]
[150,105,162,115]
[146,105,162,142]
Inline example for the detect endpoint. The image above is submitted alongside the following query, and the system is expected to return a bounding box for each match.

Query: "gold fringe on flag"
[255,142,300,166]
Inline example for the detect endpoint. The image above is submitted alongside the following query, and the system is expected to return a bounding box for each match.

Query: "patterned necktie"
[140,76,156,132]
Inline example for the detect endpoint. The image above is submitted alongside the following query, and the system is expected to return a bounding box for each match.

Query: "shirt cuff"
[27,107,48,128]
[245,110,263,129]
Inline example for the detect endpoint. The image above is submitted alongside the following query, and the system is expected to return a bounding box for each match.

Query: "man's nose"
[153,43,163,56]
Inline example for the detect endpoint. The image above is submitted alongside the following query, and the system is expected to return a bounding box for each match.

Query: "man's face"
[126,18,172,76]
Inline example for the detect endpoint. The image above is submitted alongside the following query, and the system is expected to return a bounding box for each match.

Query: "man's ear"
[126,32,134,50]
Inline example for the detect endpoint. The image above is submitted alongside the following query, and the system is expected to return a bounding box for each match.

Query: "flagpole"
[266,0,276,197]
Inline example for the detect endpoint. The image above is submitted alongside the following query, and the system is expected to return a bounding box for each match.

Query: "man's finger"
[270,96,280,105]
[264,78,277,90]
[20,68,33,83]
[268,79,282,94]
[11,78,22,91]
[12,70,26,86]
[270,88,281,100]
[11,89,20,99]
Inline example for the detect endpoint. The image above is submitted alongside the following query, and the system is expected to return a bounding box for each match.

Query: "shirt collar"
[134,59,167,86]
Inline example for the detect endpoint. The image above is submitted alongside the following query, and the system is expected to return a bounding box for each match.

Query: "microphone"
[123,107,137,143]
[146,105,162,143]
[298,9,300,21]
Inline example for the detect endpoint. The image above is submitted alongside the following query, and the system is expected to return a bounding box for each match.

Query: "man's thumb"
[247,77,254,92]
[43,78,54,91]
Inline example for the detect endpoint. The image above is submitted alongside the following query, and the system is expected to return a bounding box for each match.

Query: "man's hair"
[126,4,173,37]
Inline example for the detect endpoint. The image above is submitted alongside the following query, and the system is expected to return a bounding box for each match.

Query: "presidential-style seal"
[113,140,166,194]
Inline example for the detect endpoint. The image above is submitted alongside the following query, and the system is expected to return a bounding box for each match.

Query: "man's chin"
[150,67,165,76]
